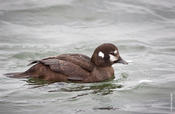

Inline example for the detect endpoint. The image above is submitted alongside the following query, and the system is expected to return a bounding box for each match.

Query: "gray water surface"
[0,0,175,114]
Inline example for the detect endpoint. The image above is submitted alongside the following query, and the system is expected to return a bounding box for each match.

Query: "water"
[0,0,175,114]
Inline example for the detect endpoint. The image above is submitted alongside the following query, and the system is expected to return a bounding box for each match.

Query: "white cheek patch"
[98,51,104,58]
[109,54,118,62]
[114,50,118,54]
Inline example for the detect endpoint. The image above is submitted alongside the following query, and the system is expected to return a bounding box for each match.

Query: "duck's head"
[91,43,128,67]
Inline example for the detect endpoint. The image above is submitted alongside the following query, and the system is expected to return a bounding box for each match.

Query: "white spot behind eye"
[114,50,118,54]
[98,51,104,58]
[109,54,118,62]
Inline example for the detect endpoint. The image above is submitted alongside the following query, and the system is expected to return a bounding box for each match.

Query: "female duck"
[6,43,128,83]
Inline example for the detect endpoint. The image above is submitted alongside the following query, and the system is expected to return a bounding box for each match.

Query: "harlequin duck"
[6,43,128,83]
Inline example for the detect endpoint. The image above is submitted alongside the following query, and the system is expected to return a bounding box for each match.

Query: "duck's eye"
[110,50,118,55]
[109,50,118,55]
[110,52,114,55]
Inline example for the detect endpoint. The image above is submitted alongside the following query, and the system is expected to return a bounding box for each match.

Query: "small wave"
[115,79,154,91]
[139,79,153,84]
[0,0,73,11]
[113,40,151,54]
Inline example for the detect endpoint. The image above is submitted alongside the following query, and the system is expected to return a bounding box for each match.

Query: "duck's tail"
[4,72,29,78]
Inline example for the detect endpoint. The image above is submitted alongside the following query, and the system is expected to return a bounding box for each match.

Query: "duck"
[6,43,128,83]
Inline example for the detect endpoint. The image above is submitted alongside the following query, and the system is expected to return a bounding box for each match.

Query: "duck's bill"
[114,57,128,64]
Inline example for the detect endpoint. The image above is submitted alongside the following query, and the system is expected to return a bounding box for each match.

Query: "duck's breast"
[85,66,114,82]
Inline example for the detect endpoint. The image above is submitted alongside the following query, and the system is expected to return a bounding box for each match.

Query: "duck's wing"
[36,58,89,81]
[55,54,94,72]
[27,56,57,66]
[27,54,94,81]
[28,54,94,72]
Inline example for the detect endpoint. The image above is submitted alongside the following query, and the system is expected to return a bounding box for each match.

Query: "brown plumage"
[5,43,128,83]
